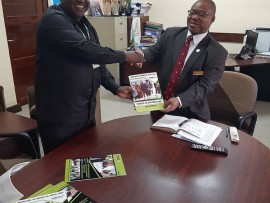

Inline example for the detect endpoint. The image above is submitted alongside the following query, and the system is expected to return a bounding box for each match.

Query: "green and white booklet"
[129,72,164,112]
[65,154,127,182]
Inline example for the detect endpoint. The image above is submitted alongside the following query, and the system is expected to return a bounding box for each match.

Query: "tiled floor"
[17,87,270,148]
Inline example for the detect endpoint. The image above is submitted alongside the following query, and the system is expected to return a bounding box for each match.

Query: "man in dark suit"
[143,0,228,120]
[35,0,143,154]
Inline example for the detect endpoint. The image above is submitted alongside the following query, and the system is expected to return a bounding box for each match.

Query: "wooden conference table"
[12,115,270,203]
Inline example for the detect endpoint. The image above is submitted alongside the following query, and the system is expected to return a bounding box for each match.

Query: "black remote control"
[190,144,228,156]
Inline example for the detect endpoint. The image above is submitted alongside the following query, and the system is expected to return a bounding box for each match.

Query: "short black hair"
[194,0,216,15]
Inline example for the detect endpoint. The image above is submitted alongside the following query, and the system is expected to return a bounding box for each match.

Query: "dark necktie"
[164,35,193,101]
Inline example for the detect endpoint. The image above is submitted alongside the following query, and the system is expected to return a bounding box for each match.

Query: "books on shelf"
[129,72,164,112]
[17,181,96,203]
[151,114,222,146]
[65,154,126,182]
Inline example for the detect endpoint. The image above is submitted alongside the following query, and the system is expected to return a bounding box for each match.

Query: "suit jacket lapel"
[180,34,210,80]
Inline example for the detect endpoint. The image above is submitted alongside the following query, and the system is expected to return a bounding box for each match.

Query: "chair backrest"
[26,85,35,109]
[95,88,101,124]
[26,85,102,123]
[26,85,36,119]
[0,86,6,112]
[0,160,6,176]
[207,71,258,131]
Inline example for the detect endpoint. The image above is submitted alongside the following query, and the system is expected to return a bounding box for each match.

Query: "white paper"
[0,162,30,203]
[173,124,222,146]
[151,114,187,132]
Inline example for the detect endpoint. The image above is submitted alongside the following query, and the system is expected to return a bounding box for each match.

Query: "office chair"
[0,86,6,112]
[95,88,101,124]
[25,85,101,123]
[0,86,37,173]
[207,71,258,135]
[26,85,36,119]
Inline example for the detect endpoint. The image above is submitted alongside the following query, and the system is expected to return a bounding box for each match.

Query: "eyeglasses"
[188,10,213,17]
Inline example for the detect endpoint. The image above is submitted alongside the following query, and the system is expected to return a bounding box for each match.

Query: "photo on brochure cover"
[65,154,126,182]
[129,72,164,112]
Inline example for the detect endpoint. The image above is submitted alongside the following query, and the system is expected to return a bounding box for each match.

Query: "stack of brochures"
[15,154,126,203]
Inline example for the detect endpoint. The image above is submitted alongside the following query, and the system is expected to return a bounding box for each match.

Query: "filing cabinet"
[86,16,128,82]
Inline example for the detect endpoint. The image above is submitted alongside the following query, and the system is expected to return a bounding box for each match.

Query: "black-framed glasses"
[188,10,213,17]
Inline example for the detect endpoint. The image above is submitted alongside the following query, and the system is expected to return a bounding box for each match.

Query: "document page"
[151,114,188,133]
[0,162,30,203]
[178,119,216,138]
[173,122,222,146]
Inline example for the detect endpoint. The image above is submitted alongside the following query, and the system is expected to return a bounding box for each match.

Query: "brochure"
[20,181,97,203]
[64,154,126,182]
[129,72,164,112]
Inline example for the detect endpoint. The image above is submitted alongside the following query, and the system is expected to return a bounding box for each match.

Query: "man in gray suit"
[143,0,228,120]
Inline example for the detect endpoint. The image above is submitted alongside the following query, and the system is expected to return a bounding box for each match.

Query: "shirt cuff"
[176,97,182,108]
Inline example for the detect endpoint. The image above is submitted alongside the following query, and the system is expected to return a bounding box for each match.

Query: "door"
[1,0,47,104]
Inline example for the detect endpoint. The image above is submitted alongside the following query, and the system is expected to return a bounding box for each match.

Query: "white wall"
[0,0,17,106]
[147,0,270,53]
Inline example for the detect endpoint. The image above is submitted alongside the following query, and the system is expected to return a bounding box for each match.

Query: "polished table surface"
[12,115,270,203]
[0,111,37,134]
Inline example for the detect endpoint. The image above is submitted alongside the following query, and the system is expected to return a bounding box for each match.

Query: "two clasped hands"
[124,48,144,68]
[116,49,144,100]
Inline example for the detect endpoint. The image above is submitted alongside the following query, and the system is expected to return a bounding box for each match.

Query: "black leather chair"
[0,86,6,112]
[0,85,37,173]
[26,85,36,119]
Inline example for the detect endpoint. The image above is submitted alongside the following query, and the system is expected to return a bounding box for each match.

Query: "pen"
[179,120,188,127]
[226,127,229,137]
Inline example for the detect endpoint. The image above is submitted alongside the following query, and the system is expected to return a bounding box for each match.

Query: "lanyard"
[79,22,90,41]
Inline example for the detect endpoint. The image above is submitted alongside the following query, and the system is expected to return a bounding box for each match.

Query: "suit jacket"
[35,5,126,124]
[143,27,228,119]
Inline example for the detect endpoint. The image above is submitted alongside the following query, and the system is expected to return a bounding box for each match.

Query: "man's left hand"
[117,86,133,99]
[160,97,180,113]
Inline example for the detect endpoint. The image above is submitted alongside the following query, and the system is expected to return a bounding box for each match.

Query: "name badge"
[193,71,204,76]
[92,64,100,69]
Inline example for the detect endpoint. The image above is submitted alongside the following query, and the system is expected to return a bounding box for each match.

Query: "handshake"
[124,49,144,68]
